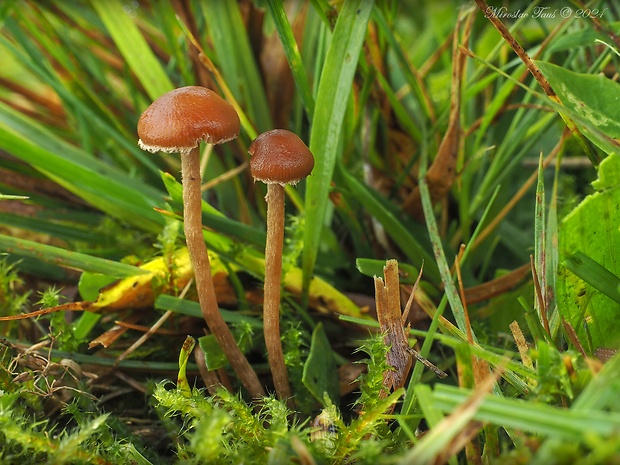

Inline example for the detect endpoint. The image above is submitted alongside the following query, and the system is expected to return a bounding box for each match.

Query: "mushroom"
[248,129,314,403]
[138,86,265,399]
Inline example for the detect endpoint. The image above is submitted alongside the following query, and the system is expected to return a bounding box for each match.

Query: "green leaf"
[557,153,620,350]
[302,0,374,295]
[71,312,103,343]
[302,323,339,404]
[356,258,421,285]
[78,273,118,301]
[536,61,620,156]
[198,334,227,371]
[90,0,173,100]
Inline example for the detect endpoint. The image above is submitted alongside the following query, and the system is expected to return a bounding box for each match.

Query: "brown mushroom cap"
[137,86,240,153]
[248,129,314,185]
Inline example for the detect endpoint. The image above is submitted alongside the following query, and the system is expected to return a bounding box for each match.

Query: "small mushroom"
[248,129,314,403]
[138,86,265,399]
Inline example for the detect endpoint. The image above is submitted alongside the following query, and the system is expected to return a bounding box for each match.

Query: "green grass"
[1,0,620,464]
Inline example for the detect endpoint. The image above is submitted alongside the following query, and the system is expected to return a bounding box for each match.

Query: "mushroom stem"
[263,183,292,404]
[180,147,265,399]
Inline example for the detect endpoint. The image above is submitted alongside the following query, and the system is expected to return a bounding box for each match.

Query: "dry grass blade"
[401,262,424,325]
[463,263,530,304]
[473,0,556,98]
[170,0,214,88]
[88,313,143,349]
[561,318,588,358]
[403,10,471,217]
[0,302,86,321]
[509,320,533,369]
[104,279,192,357]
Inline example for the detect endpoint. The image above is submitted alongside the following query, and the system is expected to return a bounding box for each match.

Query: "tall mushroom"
[138,86,265,399]
[248,129,314,403]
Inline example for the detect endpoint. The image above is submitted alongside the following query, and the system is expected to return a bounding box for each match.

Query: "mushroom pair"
[138,86,314,403]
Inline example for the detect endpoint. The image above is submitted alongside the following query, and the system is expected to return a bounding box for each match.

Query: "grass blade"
[0,16,161,176]
[418,166,468,335]
[534,154,550,333]
[90,0,173,101]
[565,252,620,305]
[430,383,620,440]
[267,0,315,119]
[160,171,266,248]
[302,0,374,296]
[201,0,272,132]
[0,234,147,278]
[155,294,262,328]
[0,103,164,232]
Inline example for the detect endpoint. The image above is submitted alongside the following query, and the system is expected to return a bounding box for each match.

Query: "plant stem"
[181,147,265,399]
[263,183,292,404]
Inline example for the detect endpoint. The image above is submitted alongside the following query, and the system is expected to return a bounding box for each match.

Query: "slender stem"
[181,148,265,399]
[263,183,292,403]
